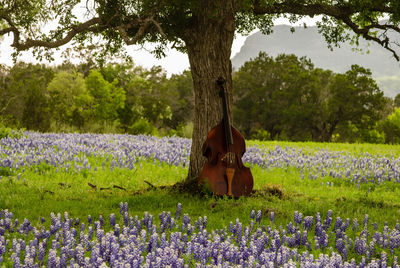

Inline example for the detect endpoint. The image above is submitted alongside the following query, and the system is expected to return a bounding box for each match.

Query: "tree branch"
[252,1,400,61]
[1,6,167,53]
[339,16,399,61]
[116,14,167,45]
[117,19,152,45]
[0,14,103,52]
[14,17,102,51]
[0,27,13,35]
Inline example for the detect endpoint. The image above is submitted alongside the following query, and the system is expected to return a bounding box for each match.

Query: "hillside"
[231,24,400,98]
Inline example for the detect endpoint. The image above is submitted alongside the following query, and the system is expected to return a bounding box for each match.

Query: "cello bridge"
[221,152,235,165]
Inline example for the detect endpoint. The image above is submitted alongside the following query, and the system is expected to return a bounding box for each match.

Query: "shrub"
[128,118,155,135]
[361,129,385,144]
[250,129,271,141]
[176,122,193,138]
[380,108,400,144]
[0,120,25,139]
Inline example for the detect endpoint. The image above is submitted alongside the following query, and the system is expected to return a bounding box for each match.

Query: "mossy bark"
[182,1,235,186]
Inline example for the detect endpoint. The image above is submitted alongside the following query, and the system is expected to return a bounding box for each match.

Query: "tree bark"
[182,1,235,185]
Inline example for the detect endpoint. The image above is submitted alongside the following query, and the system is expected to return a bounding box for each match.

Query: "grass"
[1,136,400,265]
[1,140,400,230]
[248,139,400,156]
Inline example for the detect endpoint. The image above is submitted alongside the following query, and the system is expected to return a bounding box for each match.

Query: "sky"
[0,17,320,76]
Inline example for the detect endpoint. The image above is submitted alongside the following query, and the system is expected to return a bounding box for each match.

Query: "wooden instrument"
[198,77,253,197]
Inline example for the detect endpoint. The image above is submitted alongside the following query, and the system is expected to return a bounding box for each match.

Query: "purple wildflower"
[270,212,275,224]
[176,203,182,219]
[256,210,262,224]
[109,214,116,227]
[304,216,313,230]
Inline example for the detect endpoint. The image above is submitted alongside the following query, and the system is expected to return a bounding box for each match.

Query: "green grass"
[1,139,400,265]
[248,139,400,156]
[1,140,400,231]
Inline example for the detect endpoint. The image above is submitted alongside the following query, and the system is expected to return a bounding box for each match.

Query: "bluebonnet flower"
[301,230,308,245]
[270,212,275,224]
[183,214,190,225]
[363,214,369,226]
[256,210,262,224]
[1,205,400,266]
[3,132,400,188]
[80,222,85,232]
[250,210,255,220]
[335,238,346,254]
[342,218,350,232]
[294,211,303,225]
[114,224,120,237]
[353,218,359,232]
[109,214,116,227]
[303,216,313,230]
[354,237,368,255]
[123,212,129,227]
[176,203,182,219]
[334,217,343,230]
[229,222,235,235]
[287,222,295,234]
[47,249,59,267]
[323,216,332,230]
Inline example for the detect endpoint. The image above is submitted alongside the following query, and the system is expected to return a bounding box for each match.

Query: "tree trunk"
[182,1,235,185]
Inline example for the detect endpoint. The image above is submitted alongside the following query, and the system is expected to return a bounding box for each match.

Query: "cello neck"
[217,77,233,146]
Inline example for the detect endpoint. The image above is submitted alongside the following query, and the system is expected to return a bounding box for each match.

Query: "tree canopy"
[2,1,400,60]
[233,52,386,142]
[2,0,400,183]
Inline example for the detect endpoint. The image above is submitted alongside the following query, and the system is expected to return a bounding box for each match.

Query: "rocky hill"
[231,24,400,98]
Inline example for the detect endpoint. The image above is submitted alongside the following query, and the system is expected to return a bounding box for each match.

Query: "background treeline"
[1,52,400,143]
[234,52,400,144]
[0,62,194,137]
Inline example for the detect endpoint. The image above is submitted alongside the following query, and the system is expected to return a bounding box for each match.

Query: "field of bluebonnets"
[1,132,400,267]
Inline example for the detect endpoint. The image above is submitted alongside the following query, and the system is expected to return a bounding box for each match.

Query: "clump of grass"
[258,183,285,199]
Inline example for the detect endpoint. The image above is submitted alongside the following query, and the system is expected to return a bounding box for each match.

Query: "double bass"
[198,77,253,197]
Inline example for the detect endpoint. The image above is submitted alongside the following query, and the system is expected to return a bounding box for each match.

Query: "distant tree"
[234,53,385,142]
[234,53,328,141]
[395,93,400,108]
[119,74,147,133]
[126,66,173,130]
[327,65,385,142]
[97,63,140,132]
[100,63,135,88]
[380,108,400,144]
[379,97,395,121]
[1,63,54,131]
[85,70,126,125]
[167,70,194,129]
[273,56,327,141]
[0,65,10,122]
[233,52,288,139]
[47,71,89,129]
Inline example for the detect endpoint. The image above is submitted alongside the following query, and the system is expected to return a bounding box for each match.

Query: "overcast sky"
[0,17,320,76]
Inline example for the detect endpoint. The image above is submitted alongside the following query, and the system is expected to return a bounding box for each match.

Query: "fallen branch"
[100,187,111,191]
[143,180,156,189]
[43,189,55,195]
[113,185,127,191]
[88,182,97,190]
[59,182,71,188]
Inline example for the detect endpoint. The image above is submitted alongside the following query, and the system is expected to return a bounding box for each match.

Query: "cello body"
[198,78,253,197]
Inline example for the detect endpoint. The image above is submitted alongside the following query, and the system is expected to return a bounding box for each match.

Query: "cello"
[198,77,253,197]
